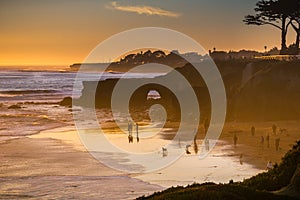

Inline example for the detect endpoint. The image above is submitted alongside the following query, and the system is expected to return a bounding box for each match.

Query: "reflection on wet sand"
[1,102,300,198]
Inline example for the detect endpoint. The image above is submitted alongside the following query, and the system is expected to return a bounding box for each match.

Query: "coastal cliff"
[78,59,300,122]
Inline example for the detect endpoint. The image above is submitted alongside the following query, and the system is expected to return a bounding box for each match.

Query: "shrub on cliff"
[242,141,300,191]
[137,183,294,200]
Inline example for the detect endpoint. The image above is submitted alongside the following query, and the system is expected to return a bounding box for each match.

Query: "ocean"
[0,70,164,102]
[0,69,165,138]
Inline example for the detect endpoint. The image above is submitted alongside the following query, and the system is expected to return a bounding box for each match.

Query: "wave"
[0,89,58,95]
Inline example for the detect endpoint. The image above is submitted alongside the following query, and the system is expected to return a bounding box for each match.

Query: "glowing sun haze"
[0,0,296,67]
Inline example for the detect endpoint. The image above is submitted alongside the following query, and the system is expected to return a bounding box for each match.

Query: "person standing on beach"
[251,126,255,136]
[234,134,238,147]
[205,138,209,151]
[130,121,133,135]
[239,153,243,165]
[272,124,277,135]
[128,121,130,134]
[128,121,133,143]
[162,147,168,157]
[136,123,139,143]
[193,139,198,154]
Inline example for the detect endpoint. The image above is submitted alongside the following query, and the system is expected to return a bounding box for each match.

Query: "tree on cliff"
[243,0,297,54]
[289,1,300,54]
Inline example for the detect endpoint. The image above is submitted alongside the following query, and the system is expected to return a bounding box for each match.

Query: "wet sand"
[0,127,260,188]
[1,121,299,198]
[0,176,161,200]
[0,136,163,199]
[1,102,300,198]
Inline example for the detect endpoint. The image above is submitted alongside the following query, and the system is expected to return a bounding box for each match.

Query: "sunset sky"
[0,0,297,66]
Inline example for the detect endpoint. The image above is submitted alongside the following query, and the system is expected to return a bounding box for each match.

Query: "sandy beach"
[0,102,164,199]
[1,100,300,198]
[219,120,300,169]
[0,133,163,199]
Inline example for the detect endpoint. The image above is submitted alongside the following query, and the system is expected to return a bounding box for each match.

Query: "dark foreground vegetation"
[137,141,300,200]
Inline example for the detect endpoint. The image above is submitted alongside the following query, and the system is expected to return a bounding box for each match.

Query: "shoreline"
[0,130,163,199]
[28,126,264,187]
[1,100,300,197]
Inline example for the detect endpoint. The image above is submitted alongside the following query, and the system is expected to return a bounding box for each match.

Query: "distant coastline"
[69,49,300,72]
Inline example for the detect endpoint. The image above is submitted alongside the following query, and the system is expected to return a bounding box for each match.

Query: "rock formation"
[78,59,300,122]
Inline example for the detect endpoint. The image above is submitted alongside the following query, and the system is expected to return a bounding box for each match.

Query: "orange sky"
[0,0,297,67]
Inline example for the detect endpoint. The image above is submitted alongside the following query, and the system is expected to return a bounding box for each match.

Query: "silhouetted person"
[136,123,139,143]
[193,139,198,154]
[251,126,255,136]
[205,138,210,151]
[128,121,130,132]
[266,134,270,148]
[204,118,209,135]
[275,138,280,151]
[129,121,134,143]
[128,121,133,135]
[272,124,277,135]
[234,134,238,147]
[239,153,243,165]
[128,121,133,143]
[162,147,168,157]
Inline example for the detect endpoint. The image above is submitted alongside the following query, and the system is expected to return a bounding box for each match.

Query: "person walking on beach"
[128,121,133,143]
[136,123,139,143]
[272,124,277,135]
[251,126,255,136]
[193,139,198,154]
[239,153,243,165]
[205,138,209,151]
[234,134,238,147]
[128,121,133,135]
[162,147,168,157]
[275,138,280,151]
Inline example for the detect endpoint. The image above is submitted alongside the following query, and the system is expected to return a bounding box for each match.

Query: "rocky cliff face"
[78,59,300,122]
[231,60,300,121]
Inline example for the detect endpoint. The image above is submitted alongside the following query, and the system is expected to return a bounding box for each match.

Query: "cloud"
[107,1,181,18]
